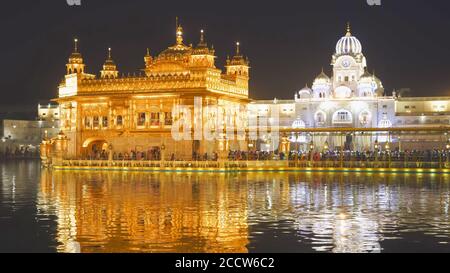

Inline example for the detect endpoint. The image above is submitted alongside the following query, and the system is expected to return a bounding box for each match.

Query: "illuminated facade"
[1,104,60,155]
[249,24,450,151]
[53,22,450,159]
[56,24,250,159]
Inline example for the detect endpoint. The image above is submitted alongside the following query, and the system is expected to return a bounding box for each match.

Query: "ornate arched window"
[378,114,392,128]
[332,110,353,124]
[290,118,307,143]
[359,110,371,125]
[315,111,327,126]
[292,118,306,129]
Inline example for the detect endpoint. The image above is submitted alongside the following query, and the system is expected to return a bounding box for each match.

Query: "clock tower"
[331,24,367,92]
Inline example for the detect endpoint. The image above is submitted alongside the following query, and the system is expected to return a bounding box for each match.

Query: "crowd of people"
[223,150,450,163]
[82,148,450,163]
[84,148,162,161]
[0,146,39,159]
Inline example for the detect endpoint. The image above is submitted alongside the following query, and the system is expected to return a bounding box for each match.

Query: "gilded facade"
[56,24,250,159]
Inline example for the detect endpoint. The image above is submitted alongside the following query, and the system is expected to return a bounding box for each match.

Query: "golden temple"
[55,21,250,159]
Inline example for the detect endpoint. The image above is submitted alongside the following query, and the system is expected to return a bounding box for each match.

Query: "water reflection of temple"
[38,171,450,253]
[39,171,250,253]
[245,173,450,253]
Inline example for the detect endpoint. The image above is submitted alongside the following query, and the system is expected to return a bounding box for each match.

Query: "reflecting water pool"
[1,160,450,253]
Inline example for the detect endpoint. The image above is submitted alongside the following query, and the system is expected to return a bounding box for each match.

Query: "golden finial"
[346,22,351,36]
[236,41,240,55]
[74,38,78,53]
[146,48,150,56]
[108,47,112,59]
[200,29,205,43]
[176,17,183,45]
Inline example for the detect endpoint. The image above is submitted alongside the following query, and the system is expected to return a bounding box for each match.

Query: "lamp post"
[295,133,299,167]
[309,140,314,167]
[385,142,391,167]
[323,141,329,152]
[161,143,166,163]
[323,140,329,167]
[108,144,113,162]
[309,140,315,151]
[340,134,344,168]
[445,140,450,168]
[374,139,379,167]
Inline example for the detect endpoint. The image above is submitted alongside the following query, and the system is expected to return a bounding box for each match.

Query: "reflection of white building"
[1,103,60,155]
[249,24,450,151]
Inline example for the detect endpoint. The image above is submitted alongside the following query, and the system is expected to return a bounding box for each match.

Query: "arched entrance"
[82,138,109,159]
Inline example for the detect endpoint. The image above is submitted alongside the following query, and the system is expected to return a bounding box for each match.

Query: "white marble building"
[249,24,450,152]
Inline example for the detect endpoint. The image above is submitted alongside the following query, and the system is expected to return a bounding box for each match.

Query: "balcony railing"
[57,159,450,170]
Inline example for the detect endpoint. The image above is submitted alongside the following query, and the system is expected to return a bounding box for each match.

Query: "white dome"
[359,70,373,83]
[314,70,330,83]
[335,26,362,55]
[298,85,312,99]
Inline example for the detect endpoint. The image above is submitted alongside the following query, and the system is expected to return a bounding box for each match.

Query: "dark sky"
[1,0,450,107]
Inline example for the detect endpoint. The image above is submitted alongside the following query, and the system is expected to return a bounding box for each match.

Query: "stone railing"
[57,159,450,170]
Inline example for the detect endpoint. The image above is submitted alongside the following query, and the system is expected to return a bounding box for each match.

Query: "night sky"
[1,0,450,107]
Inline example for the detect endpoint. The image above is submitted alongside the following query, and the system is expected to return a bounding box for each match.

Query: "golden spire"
[101,46,118,79]
[144,48,153,70]
[74,38,79,53]
[228,41,249,68]
[67,38,85,74]
[176,17,183,45]
[346,22,351,36]
[196,29,209,48]
[200,29,205,43]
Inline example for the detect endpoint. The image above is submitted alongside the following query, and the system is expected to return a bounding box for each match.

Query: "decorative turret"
[191,29,216,68]
[144,48,153,67]
[198,29,207,47]
[372,70,385,96]
[100,48,119,79]
[357,68,375,97]
[226,42,250,78]
[66,38,85,75]
[298,84,312,99]
[312,68,332,99]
